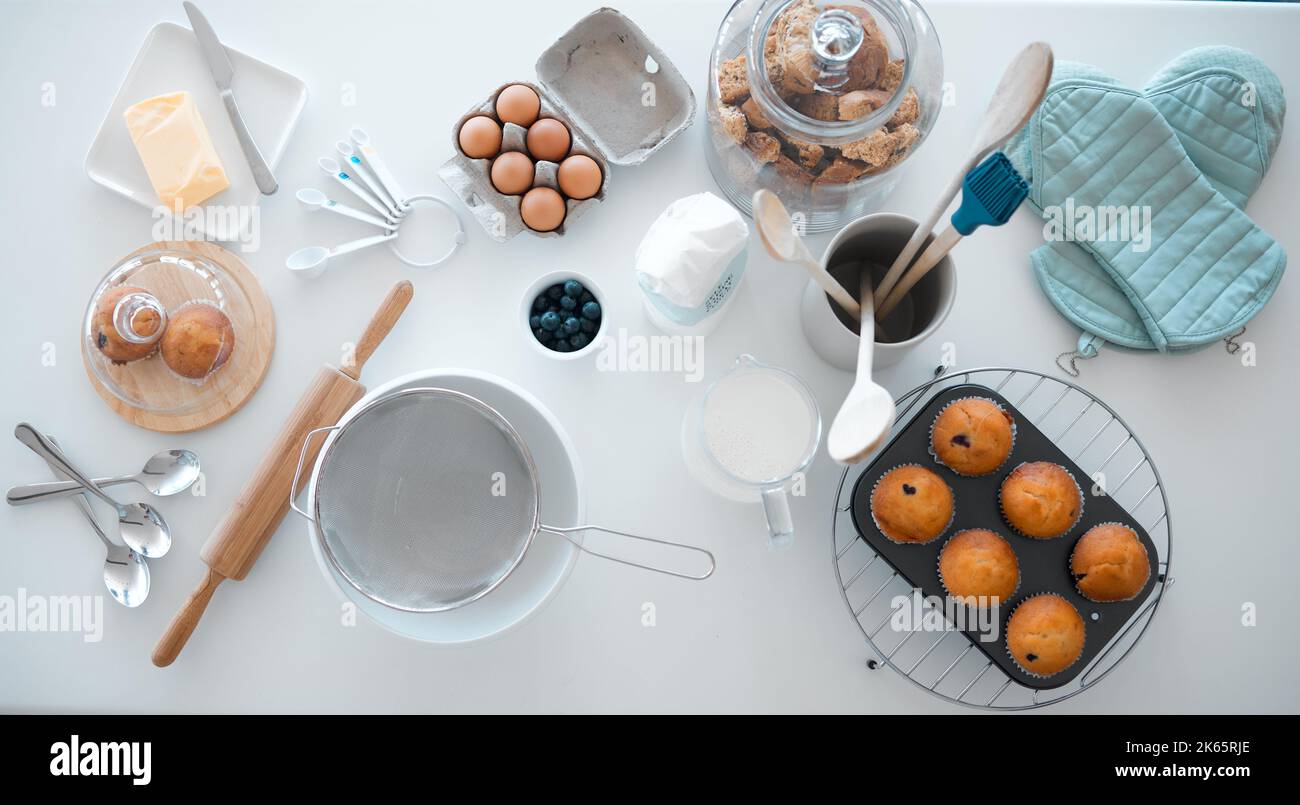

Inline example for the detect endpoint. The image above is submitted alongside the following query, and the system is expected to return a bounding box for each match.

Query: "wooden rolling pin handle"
[343,280,414,381]
[151,567,226,667]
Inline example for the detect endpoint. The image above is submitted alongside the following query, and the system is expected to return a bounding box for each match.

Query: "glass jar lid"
[746,0,919,146]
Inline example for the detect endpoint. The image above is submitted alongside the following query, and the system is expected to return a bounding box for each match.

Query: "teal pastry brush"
[876,151,1028,319]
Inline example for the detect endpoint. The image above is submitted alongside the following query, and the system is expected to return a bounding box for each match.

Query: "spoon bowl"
[14,423,173,558]
[139,449,201,496]
[46,436,149,607]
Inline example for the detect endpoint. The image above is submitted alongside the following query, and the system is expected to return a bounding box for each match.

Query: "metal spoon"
[14,424,172,558]
[45,436,148,607]
[7,449,200,506]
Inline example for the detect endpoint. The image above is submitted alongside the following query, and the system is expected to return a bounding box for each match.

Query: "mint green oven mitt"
[1005,47,1286,357]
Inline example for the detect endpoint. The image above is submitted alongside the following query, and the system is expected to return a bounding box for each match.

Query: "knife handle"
[220,88,277,195]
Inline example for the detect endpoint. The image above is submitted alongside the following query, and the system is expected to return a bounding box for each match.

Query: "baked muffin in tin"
[1000,461,1082,539]
[1071,523,1151,602]
[1006,593,1085,677]
[870,464,954,545]
[930,397,1015,476]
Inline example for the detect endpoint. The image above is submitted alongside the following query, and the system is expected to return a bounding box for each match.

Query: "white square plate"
[85,21,307,241]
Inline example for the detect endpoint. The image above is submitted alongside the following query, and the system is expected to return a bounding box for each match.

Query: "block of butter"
[123,91,230,211]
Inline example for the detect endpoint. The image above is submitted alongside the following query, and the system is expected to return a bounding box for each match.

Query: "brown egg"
[526,118,571,162]
[490,151,535,195]
[458,116,501,159]
[520,187,566,232]
[557,154,602,200]
[495,84,541,127]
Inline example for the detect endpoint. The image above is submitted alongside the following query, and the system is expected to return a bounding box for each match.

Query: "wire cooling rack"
[831,367,1173,710]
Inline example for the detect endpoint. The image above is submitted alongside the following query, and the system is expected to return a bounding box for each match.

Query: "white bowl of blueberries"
[521,270,606,359]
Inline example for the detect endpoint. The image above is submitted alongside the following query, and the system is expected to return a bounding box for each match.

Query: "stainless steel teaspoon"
[14,424,172,558]
[7,449,200,505]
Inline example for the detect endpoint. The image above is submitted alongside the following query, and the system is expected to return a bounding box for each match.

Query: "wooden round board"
[82,241,275,433]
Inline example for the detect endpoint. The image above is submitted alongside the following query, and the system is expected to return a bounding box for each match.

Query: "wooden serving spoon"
[873,42,1054,308]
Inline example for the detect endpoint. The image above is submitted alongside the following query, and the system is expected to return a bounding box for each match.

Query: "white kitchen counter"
[1,0,1296,713]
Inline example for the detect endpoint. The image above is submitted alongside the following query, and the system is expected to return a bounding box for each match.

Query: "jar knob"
[810,8,864,89]
[112,291,167,346]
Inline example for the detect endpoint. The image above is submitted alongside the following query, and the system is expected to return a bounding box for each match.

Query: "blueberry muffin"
[160,303,235,380]
[1000,462,1082,539]
[870,465,953,544]
[1006,593,1085,676]
[930,397,1015,476]
[1071,523,1152,602]
[92,286,162,364]
[938,528,1019,606]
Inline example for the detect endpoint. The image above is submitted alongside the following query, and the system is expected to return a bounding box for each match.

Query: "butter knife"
[183,2,278,195]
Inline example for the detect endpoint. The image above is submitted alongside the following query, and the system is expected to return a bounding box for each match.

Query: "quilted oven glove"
[1005,46,1286,358]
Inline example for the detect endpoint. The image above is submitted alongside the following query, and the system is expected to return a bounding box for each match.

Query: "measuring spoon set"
[290,127,465,278]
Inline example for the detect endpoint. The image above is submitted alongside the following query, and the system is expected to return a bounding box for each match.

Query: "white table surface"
[2,0,1297,714]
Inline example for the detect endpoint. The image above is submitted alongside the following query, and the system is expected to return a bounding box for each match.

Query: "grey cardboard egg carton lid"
[438,7,696,242]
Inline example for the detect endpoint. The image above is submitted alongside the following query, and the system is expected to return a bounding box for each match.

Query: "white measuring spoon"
[318,157,399,225]
[296,188,395,231]
[286,233,398,279]
[335,141,402,218]
[350,128,410,210]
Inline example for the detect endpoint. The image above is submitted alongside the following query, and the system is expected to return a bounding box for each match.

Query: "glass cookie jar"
[706,0,942,232]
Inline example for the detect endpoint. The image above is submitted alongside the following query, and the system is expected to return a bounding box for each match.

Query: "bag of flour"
[635,192,749,335]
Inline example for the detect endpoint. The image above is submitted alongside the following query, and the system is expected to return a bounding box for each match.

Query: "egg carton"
[438,7,696,242]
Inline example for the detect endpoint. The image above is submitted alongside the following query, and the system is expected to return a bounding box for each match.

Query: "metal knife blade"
[182,2,278,194]
[183,1,234,89]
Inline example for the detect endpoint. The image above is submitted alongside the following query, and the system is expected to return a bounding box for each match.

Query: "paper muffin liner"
[1069,521,1152,603]
[936,528,1021,610]
[159,299,233,386]
[1004,592,1087,679]
[998,461,1085,540]
[869,463,955,546]
[928,396,1018,478]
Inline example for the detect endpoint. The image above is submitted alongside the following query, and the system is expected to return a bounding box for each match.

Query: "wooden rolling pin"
[152,280,414,667]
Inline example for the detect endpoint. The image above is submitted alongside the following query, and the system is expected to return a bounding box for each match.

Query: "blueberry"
[569,333,589,349]
[546,284,564,301]
[581,301,601,320]
[533,295,549,312]
[559,295,577,311]
[563,316,581,334]
[529,314,542,330]
[580,290,594,304]
[534,327,552,342]
[579,318,596,334]
[540,311,561,331]
[563,279,583,298]
[548,305,561,315]
[553,339,572,353]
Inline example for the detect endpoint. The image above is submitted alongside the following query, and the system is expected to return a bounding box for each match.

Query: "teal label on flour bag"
[638,247,748,326]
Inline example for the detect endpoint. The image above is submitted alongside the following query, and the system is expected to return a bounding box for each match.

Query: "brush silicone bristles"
[951,151,1029,236]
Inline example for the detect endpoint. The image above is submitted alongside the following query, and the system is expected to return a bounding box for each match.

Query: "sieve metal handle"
[539,524,716,580]
[289,425,342,523]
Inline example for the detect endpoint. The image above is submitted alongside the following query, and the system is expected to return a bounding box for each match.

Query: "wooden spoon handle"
[343,280,414,380]
[878,225,961,320]
[874,168,967,306]
[151,567,225,667]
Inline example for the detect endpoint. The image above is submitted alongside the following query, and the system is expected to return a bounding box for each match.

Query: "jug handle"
[761,486,794,549]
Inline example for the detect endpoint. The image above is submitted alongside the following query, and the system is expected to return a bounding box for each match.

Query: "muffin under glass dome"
[82,248,250,414]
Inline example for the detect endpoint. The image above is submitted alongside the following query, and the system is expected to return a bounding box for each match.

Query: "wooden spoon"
[873,42,1053,308]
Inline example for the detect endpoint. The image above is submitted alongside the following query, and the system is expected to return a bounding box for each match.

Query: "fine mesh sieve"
[291,387,714,612]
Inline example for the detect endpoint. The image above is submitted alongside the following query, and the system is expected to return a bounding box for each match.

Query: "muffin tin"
[438,8,695,242]
[850,383,1159,690]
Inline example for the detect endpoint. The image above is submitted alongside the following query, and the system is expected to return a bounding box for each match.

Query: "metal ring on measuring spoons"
[388,193,467,268]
